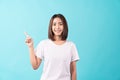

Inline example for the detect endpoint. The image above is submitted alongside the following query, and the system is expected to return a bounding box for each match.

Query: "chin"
[54,32,62,36]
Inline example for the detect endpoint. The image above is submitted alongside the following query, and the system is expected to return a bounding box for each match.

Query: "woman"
[25,14,80,80]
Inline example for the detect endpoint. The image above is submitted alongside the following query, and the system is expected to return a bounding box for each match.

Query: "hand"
[24,32,34,48]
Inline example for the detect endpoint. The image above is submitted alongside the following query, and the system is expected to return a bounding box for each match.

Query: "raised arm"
[24,32,42,70]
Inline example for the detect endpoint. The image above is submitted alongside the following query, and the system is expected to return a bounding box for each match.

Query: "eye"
[59,22,63,26]
[53,23,56,26]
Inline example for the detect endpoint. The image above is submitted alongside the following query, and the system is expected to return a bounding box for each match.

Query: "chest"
[43,45,72,62]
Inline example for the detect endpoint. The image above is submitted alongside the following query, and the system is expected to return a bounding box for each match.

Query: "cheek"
[61,26,64,31]
[51,26,54,31]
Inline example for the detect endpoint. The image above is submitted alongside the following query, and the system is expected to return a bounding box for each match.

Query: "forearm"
[29,46,38,69]
[71,71,76,80]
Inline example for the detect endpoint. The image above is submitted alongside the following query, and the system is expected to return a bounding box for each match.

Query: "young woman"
[25,14,80,80]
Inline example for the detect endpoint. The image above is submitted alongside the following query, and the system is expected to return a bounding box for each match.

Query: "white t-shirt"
[35,39,80,80]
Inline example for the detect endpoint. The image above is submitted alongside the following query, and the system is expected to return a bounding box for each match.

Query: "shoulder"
[37,39,50,46]
[66,40,76,47]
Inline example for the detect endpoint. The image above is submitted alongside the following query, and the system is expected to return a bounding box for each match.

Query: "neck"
[53,36,66,45]
[54,36,61,41]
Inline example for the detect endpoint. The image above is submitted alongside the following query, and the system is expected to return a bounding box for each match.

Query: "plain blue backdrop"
[0,0,120,80]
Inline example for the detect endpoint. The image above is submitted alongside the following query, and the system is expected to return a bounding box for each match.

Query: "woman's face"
[52,17,64,36]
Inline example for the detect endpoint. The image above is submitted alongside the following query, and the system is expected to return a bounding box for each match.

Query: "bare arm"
[29,46,42,70]
[70,61,77,80]
[25,32,42,70]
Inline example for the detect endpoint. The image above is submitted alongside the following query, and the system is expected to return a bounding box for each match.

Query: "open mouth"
[54,29,62,33]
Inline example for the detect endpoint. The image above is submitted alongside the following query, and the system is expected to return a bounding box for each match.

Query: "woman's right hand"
[24,32,34,48]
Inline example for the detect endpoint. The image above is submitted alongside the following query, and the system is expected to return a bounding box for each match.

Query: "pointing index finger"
[24,32,30,37]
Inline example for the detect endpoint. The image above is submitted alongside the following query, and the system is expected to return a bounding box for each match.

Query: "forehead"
[53,17,62,23]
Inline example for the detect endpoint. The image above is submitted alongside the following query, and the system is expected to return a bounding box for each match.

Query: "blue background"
[0,0,120,80]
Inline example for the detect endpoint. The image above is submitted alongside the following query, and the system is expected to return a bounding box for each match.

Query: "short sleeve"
[34,41,44,60]
[71,43,80,62]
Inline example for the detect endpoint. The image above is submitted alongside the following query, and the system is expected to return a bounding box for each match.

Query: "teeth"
[55,30,61,32]
[55,31,60,33]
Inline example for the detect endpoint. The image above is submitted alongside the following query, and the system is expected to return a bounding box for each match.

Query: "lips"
[54,29,61,33]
